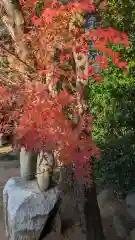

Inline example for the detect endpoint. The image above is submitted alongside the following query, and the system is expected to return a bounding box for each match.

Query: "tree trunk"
[73,169,105,240]
[84,180,105,240]
[72,26,105,239]
[72,42,105,240]
[1,0,35,73]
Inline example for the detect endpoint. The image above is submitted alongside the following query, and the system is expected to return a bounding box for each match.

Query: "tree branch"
[0,43,35,72]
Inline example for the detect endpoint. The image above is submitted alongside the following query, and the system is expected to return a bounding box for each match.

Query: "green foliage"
[85,0,135,194]
[87,56,135,193]
[100,0,135,34]
[35,0,44,17]
[60,0,69,4]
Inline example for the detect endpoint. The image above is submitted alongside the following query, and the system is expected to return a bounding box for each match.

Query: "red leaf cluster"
[0,0,130,181]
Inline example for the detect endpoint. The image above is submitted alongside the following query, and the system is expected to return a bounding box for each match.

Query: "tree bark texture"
[73,38,105,240]
[73,167,105,240]
[84,181,105,240]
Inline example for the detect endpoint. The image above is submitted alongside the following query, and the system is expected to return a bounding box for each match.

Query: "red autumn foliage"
[0,0,130,180]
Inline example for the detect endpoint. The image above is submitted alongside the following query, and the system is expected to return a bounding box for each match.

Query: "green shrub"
[87,57,135,193]
[85,0,135,195]
[100,0,135,34]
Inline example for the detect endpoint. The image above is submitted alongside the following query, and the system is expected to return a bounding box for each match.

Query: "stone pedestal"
[3,177,61,240]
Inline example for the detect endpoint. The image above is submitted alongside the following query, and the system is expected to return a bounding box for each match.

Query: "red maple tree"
[0,0,130,239]
[0,0,129,173]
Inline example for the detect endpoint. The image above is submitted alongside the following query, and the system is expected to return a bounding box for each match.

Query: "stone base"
[3,177,61,240]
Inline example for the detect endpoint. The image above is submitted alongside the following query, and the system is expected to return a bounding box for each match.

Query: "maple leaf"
[95,55,108,70]
[74,46,82,54]
[56,89,74,105]
[0,87,8,97]
[88,66,94,76]
[116,61,128,69]
[94,74,103,82]
[0,87,5,93]
[31,15,41,26]
[32,0,38,4]
[79,0,96,12]
[15,112,20,118]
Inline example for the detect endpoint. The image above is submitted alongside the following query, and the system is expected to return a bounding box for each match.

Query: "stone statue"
[36,151,54,191]
[20,147,55,191]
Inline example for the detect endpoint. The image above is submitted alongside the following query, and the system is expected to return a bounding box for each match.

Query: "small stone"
[126,193,135,207]
[127,207,135,220]
[97,188,114,209]
[113,215,127,238]
[131,228,135,240]
[3,177,61,240]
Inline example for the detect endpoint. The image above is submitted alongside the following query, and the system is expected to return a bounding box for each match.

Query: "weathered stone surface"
[127,207,135,220]
[20,147,37,181]
[36,151,54,191]
[97,188,114,209]
[0,133,8,147]
[3,177,60,240]
[0,133,3,147]
[126,193,135,207]
[113,215,127,238]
